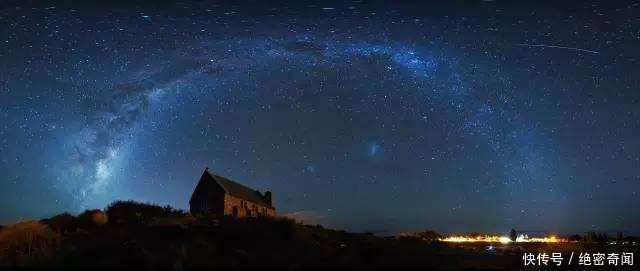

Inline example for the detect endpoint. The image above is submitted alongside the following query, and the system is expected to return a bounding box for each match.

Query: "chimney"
[264,191,272,206]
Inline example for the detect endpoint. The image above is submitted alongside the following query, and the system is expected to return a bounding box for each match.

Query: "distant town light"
[439,234,566,243]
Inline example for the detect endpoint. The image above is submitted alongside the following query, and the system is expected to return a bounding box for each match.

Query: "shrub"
[265,217,299,239]
[77,209,108,228]
[0,221,61,267]
[150,215,197,228]
[417,230,442,242]
[583,232,608,243]
[162,205,187,217]
[105,200,184,225]
[106,200,163,225]
[41,213,77,233]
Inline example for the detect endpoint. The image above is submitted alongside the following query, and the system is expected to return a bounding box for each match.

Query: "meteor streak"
[517,43,600,54]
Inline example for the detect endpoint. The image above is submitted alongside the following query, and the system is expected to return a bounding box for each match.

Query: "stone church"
[189,168,275,218]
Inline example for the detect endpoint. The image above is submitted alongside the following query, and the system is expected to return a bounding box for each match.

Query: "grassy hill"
[4,200,623,270]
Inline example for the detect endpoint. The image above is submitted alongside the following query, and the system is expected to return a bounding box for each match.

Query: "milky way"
[1,1,639,235]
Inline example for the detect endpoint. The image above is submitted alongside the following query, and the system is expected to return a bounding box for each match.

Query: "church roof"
[202,168,273,208]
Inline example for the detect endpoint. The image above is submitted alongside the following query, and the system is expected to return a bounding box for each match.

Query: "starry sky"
[1,0,639,235]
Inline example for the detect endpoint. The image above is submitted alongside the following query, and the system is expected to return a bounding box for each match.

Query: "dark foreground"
[1,202,637,270]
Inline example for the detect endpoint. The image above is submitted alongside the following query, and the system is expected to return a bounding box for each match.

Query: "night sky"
[1,1,639,235]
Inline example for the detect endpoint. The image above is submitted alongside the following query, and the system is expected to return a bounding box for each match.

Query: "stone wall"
[223,195,275,218]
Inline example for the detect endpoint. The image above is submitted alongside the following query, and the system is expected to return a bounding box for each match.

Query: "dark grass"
[1,201,638,270]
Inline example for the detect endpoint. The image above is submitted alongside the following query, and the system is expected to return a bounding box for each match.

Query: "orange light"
[439,234,566,243]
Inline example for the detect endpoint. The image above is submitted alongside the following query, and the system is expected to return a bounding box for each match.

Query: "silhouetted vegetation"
[395,230,442,243]
[77,209,108,229]
[509,229,517,242]
[105,200,184,225]
[1,201,638,270]
[583,232,611,243]
[41,213,76,233]
[0,221,61,267]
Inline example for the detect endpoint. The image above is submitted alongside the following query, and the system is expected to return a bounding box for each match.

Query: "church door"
[232,206,238,218]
